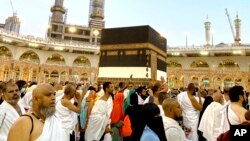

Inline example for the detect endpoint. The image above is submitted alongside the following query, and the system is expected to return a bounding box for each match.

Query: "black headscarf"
[132,103,167,141]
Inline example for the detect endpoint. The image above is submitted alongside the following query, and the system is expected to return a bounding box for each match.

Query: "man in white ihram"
[198,90,224,141]
[7,84,64,141]
[177,83,202,141]
[0,82,26,141]
[85,82,114,141]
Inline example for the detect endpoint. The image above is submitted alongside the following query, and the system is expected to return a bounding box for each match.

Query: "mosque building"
[167,14,250,90]
[0,0,103,83]
[1,1,250,89]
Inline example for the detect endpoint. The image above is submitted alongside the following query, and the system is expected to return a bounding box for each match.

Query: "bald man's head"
[162,98,177,111]
[32,84,56,118]
[212,90,223,104]
[33,84,54,98]
[162,98,182,120]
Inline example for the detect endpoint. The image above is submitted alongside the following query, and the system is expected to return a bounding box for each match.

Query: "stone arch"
[50,70,59,83]
[179,75,185,88]
[213,77,221,89]
[190,60,209,68]
[43,70,50,83]
[167,60,182,68]
[201,76,210,88]
[235,77,243,86]
[223,77,234,87]
[60,71,68,82]
[168,75,178,88]
[190,76,199,86]
[22,67,29,81]
[46,54,66,65]
[13,66,21,80]
[31,69,38,81]
[71,71,79,82]
[0,46,12,60]
[19,50,40,64]
[218,59,239,70]
[2,65,10,81]
[73,56,91,67]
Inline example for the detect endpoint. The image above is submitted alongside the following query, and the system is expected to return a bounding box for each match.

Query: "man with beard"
[177,83,202,141]
[0,82,26,141]
[219,85,248,134]
[137,86,148,105]
[84,82,114,141]
[162,98,188,141]
[7,84,63,141]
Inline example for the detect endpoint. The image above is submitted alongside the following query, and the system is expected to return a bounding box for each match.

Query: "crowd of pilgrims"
[0,78,250,141]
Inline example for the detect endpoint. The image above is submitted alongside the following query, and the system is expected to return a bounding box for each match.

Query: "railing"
[0,28,100,51]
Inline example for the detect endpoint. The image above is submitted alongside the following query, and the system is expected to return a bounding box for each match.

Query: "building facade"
[0,29,99,83]
[167,45,250,90]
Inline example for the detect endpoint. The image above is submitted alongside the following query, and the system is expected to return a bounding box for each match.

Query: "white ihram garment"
[85,99,110,141]
[35,115,64,141]
[163,116,189,141]
[0,101,26,141]
[177,92,200,141]
[198,102,222,141]
[55,100,78,141]
[219,103,241,134]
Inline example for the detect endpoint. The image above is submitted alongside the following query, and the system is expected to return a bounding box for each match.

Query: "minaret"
[204,15,211,46]
[88,0,105,29]
[234,12,241,45]
[51,0,66,23]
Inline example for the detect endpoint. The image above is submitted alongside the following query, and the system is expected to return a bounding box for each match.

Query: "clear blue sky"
[0,0,250,46]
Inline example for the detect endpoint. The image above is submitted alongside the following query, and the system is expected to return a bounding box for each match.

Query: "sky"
[0,0,250,47]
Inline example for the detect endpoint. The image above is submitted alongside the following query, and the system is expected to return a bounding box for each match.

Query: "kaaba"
[98,25,167,85]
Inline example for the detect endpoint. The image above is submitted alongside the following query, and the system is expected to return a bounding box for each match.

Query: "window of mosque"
[167,60,182,68]
[190,60,209,68]
[224,78,234,87]
[19,51,40,64]
[32,70,37,81]
[214,78,221,89]
[60,71,67,82]
[218,59,239,70]
[191,76,199,86]
[73,56,91,67]
[202,78,210,87]
[169,76,177,88]
[50,71,59,83]
[0,46,12,59]
[13,66,20,80]
[46,54,65,65]
[235,78,242,86]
